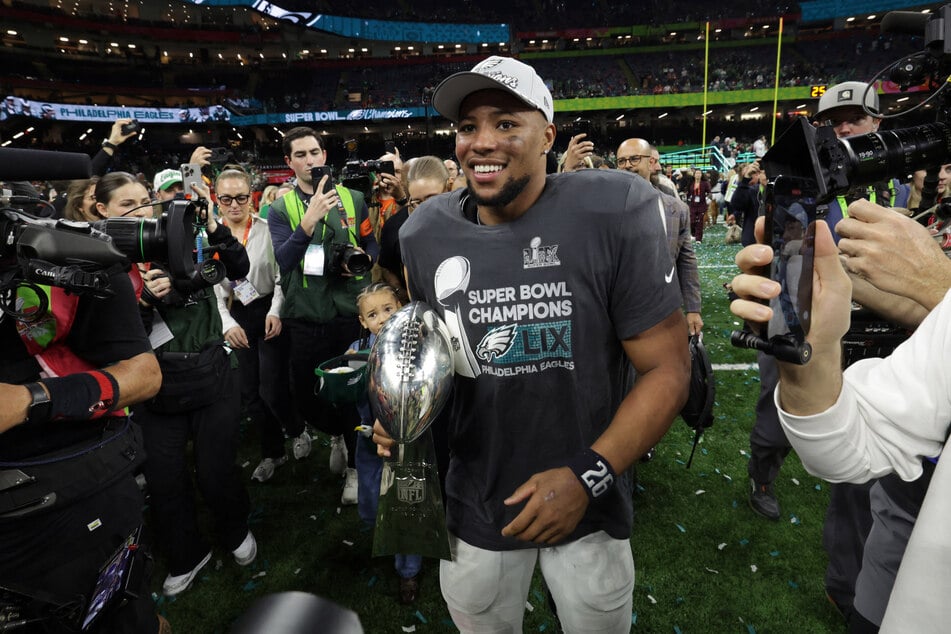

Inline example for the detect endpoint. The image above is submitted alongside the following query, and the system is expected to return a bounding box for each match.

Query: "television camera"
[1,150,224,322]
[338,138,395,196]
[731,4,951,363]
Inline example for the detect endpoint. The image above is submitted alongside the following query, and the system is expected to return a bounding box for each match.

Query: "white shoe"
[251,456,287,483]
[292,431,312,460]
[163,551,212,597]
[232,531,257,566]
[341,468,358,505]
[329,435,348,475]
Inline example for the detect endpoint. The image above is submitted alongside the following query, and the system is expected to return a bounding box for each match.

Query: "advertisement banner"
[0,97,230,123]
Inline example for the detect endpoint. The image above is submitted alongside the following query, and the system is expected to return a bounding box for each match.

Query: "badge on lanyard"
[232,278,261,305]
[304,244,325,276]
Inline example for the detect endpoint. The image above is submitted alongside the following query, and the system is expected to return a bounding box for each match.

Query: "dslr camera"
[326,241,371,277]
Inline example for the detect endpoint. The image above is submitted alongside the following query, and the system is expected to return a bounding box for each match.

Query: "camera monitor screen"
[764,176,818,343]
[81,526,141,631]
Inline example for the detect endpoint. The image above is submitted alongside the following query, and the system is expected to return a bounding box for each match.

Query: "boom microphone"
[0,148,92,182]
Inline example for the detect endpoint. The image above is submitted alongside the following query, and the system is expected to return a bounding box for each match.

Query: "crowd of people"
[3,53,951,634]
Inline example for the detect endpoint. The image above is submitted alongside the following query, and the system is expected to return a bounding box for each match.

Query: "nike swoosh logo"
[664,265,675,284]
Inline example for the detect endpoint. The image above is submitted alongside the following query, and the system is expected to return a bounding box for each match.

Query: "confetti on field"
[242,580,260,592]
[675,626,683,634]
[739,449,749,457]
[791,478,800,486]
[415,611,427,624]
[695,489,706,495]
[297,489,308,495]
[343,540,354,547]
[788,580,799,589]
[294,568,301,575]
[739,538,749,546]
[401,626,416,633]
[648,594,657,604]
[770,550,780,557]
[532,589,545,603]
[718,543,727,550]
[747,624,757,634]
[252,571,266,579]
[241,460,251,468]
[790,515,801,525]
[815,483,823,491]
[632,612,638,625]
[525,601,534,612]
[367,575,377,587]
[750,565,758,573]
[539,625,547,631]
[723,474,733,482]
[309,515,317,520]
[705,567,720,574]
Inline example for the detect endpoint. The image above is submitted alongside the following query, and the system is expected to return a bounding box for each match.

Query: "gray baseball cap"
[816,81,880,120]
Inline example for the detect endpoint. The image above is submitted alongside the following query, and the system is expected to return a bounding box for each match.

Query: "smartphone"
[375,160,395,176]
[80,526,142,631]
[311,166,335,194]
[180,163,203,199]
[120,119,141,136]
[207,147,232,164]
[762,175,819,343]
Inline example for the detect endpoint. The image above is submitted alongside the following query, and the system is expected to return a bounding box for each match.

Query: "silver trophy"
[367,301,454,559]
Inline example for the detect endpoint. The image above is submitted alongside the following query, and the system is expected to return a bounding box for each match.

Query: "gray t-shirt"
[400,169,682,550]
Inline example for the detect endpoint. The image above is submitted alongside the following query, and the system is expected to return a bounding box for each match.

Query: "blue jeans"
[355,433,423,579]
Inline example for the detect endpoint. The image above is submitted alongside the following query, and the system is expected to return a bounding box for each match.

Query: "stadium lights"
[60,37,69,42]
[749,107,759,112]
[6,30,17,36]
[897,96,909,102]
[868,15,876,20]
[846,16,856,22]
[702,110,712,116]
[616,114,624,121]
[796,103,806,108]
[1,141,11,147]
[320,49,326,54]
[658,112,668,119]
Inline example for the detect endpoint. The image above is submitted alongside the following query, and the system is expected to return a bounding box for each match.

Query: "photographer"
[268,126,378,503]
[0,235,165,631]
[370,150,407,233]
[730,201,951,632]
[133,180,254,597]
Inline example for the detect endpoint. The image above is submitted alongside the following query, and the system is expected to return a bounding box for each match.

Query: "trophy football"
[367,301,454,560]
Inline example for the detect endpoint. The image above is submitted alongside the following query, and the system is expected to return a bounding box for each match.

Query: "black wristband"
[395,197,408,206]
[42,370,120,422]
[101,139,118,151]
[567,448,617,500]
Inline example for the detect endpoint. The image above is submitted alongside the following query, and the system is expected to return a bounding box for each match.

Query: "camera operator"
[268,126,378,502]
[133,177,255,597]
[91,118,140,178]
[0,235,165,631]
[730,200,951,632]
[744,81,913,625]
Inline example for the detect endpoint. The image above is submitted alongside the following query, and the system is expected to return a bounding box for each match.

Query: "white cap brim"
[433,71,551,123]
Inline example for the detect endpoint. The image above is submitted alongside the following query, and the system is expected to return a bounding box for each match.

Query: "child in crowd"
[347,282,423,604]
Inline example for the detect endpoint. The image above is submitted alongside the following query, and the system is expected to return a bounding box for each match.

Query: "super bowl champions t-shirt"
[400,169,682,550]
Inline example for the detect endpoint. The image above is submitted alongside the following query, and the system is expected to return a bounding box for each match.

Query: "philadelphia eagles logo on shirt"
[476,324,517,361]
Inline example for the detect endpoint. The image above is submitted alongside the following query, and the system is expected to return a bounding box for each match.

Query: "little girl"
[348,282,423,604]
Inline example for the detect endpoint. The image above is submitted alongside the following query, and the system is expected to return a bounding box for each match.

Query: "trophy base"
[373,439,451,560]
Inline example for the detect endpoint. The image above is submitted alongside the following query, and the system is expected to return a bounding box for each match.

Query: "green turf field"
[153,222,846,633]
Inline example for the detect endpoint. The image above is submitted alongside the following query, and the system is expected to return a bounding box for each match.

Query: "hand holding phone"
[180,163,203,199]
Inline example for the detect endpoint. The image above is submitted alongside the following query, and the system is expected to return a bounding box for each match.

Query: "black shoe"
[749,478,781,520]
[640,446,656,463]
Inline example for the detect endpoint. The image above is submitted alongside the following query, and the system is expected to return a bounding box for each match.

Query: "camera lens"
[93,217,166,263]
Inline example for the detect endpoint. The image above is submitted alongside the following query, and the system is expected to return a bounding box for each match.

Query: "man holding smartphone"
[267,127,378,504]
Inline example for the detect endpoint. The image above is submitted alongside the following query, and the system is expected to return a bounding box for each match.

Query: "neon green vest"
[277,186,369,323]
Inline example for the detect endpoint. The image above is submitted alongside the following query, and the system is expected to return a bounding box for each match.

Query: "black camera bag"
[145,344,229,414]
